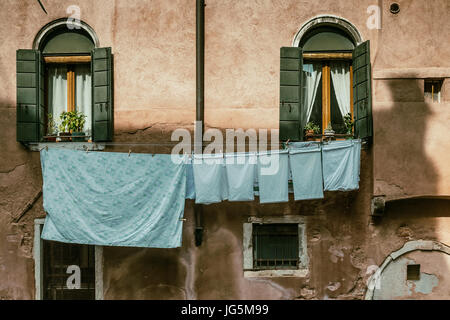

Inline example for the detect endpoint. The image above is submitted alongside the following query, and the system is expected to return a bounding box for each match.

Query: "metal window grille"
[252,224,299,270]
[43,241,95,300]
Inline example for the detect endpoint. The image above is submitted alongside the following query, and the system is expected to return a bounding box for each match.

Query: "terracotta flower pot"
[45,135,57,142]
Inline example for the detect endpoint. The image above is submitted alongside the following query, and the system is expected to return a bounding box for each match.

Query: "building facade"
[1,0,449,300]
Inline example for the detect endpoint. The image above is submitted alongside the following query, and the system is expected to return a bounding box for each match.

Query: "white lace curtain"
[301,63,322,128]
[330,61,351,118]
[75,64,92,134]
[47,66,67,129]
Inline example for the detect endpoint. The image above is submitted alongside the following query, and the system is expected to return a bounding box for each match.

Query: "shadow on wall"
[374,78,438,197]
[370,76,450,299]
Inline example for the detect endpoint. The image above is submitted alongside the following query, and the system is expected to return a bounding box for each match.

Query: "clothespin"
[179,218,187,221]
[128,149,132,157]
[45,146,48,151]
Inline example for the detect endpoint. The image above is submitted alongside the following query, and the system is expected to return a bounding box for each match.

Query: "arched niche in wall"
[33,18,99,53]
[292,15,363,48]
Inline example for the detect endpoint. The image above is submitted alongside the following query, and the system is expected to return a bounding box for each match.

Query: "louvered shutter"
[92,47,113,142]
[280,47,303,141]
[16,49,44,143]
[352,41,373,140]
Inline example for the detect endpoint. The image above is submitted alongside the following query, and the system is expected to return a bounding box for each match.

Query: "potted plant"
[58,111,71,142]
[304,121,321,137]
[45,113,58,142]
[343,113,354,136]
[324,122,335,136]
[66,110,87,142]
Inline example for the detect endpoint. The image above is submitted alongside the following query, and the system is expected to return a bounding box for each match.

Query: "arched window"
[16,19,113,143]
[41,27,95,136]
[280,17,372,141]
[301,26,355,136]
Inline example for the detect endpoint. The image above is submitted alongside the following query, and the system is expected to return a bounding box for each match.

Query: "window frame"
[303,52,354,135]
[44,55,92,137]
[252,223,300,270]
[243,216,308,278]
[424,78,443,103]
[33,219,104,300]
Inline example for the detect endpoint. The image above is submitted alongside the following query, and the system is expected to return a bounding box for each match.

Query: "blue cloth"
[193,154,228,204]
[322,139,361,191]
[289,144,324,200]
[40,149,186,248]
[257,150,289,203]
[185,157,196,200]
[225,153,257,201]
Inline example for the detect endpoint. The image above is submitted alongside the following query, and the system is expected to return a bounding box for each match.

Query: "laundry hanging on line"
[322,139,361,191]
[192,153,228,204]
[288,142,324,201]
[257,150,290,204]
[224,152,257,202]
[40,148,187,248]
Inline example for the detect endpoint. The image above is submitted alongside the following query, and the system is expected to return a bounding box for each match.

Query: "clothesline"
[38,139,361,248]
[186,139,362,204]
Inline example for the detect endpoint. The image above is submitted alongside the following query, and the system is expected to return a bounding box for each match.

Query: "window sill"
[304,133,354,141]
[244,269,309,278]
[27,142,105,152]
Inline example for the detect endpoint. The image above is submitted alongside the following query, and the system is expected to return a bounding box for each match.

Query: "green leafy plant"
[47,113,58,135]
[59,110,86,133]
[304,121,321,134]
[343,113,353,135]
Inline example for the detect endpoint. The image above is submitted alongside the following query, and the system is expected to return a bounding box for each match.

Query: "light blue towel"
[40,149,186,248]
[185,157,196,200]
[257,150,289,203]
[289,144,324,200]
[225,153,257,201]
[322,139,361,191]
[193,154,228,204]
[287,141,321,181]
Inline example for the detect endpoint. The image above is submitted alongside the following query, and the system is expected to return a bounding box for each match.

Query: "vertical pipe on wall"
[194,0,205,247]
[196,0,205,130]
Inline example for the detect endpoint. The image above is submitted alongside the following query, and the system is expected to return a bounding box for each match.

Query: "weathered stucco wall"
[0,0,450,299]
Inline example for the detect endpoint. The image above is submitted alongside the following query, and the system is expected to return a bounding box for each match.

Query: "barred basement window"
[43,241,95,300]
[252,224,299,269]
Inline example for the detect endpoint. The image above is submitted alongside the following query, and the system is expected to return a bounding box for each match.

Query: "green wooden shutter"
[92,47,113,142]
[280,47,303,141]
[352,40,373,140]
[16,49,44,143]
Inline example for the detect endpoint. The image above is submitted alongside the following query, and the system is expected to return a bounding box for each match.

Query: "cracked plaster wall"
[0,0,450,300]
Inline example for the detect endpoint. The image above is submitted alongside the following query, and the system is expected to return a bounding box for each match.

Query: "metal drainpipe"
[194,0,205,247]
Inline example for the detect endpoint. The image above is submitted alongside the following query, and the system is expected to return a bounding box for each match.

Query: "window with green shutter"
[280,27,372,142]
[16,24,113,144]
